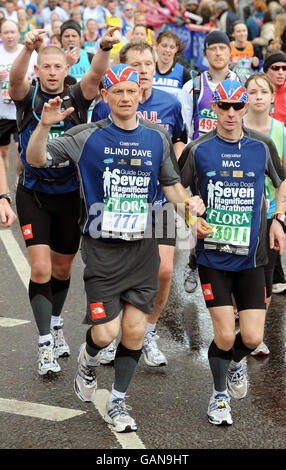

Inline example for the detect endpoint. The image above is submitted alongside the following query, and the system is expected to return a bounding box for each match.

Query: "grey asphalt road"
[0,152,285,453]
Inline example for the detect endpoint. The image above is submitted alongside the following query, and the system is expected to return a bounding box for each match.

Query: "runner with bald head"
[8,26,121,376]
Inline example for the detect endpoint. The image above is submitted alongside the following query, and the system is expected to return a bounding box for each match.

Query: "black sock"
[114,342,142,393]
[85,327,102,357]
[29,280,53,336]
[232,332,254,363]
[50,276,70,317]
[208,340,232,393]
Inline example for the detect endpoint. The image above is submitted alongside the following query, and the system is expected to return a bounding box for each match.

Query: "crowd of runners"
[1,0,286,432]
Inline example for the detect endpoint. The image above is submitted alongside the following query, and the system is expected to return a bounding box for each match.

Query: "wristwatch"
[0,193,11,204]
[272,213,286,231]
[99,43,113,51]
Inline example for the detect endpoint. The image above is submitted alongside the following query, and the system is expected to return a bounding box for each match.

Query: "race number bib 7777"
[101,196,149,240]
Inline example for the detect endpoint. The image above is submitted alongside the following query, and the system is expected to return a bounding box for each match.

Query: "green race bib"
[204,207,252,255]
[101,196,149,240]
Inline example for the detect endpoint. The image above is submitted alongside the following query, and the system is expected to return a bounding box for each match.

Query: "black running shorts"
[16,184,81,254]
[81,235,160,325]
[0,119,19,145]
[198,265,267,311]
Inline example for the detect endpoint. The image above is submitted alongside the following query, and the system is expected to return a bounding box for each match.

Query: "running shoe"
[143,331,167,367]
[207,392,232,425]
[272,282,286,294]
[74,343,98,402]
[183,259,198,293]
[38,340,61,375]
[104,398,137,433]
[250,342,270,356]
[98,339,117,364]
[227,360,248,399]
[51,324,70,358]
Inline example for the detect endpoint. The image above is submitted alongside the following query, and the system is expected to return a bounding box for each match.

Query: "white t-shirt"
[0,45,37,120]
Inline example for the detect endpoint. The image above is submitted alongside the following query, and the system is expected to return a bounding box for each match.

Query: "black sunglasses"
[216,101,246,111]
[270,65,286,71]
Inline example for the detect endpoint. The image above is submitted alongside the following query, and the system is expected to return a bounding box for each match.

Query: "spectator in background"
[264,52,286,124]
[130,23,148,41]
[18,8,34,44]
[1,0,18,23]
[252,9,275,59]
[39,0,69,28]
[153,29,190,102]
[214,0,239,37]
[60,20,93,82]
[59,0,71,18]
[244,6,260,40]
[70,8,85,36]
[94,0,109,37]
[82,18,100,53]
[26,3,40,27]
[45,12,61,37]
[229,20,260,84]
[253,0,268,27]
[105,17,128,62]
[128,11,154,45]
[197,1,215,26]
[182,0,201,25]
[121,3,134,37]
[50,32,61,47]
[83,0,98,24]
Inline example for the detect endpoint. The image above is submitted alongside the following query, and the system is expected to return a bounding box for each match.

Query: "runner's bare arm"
[26,97,73,167]
[9,29,46,101]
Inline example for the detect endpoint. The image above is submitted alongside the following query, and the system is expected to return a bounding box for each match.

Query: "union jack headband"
[104,64,140,89]
[212,79,248,103]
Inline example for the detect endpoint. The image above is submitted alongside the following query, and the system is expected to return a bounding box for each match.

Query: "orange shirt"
[230,41,254,59]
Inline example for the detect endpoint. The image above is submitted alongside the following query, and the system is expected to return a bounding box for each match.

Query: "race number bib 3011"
[204,207,252,255]
[101,196,149,241]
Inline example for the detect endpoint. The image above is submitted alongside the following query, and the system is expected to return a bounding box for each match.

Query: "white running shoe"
[143,331,167,367]
[183,262,198,293]
[207,393,232,425]
[38,340,61,376]
[272,282,286,294]
[227,361,248,399]
[104,398,137,433]
[51,324,70,358]
[250,342,270,356]
[74,343,98,402]
[98,339,117,364]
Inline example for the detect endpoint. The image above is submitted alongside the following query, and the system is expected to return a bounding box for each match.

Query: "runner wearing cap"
[181,31,240,295]
[263,52,286,126]
[181,30,240,141]
[179,79,286,426]
[26,63,206,432]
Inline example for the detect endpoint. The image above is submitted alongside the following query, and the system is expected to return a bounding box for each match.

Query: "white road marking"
[0,230,30,289]
[0,397,85,421]
[0,229,147,448]
[0,317,30,327]
[93,389,146,449]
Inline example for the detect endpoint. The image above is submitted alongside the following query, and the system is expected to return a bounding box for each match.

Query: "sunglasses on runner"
[270,65,286,71]
[216,101,246,111]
